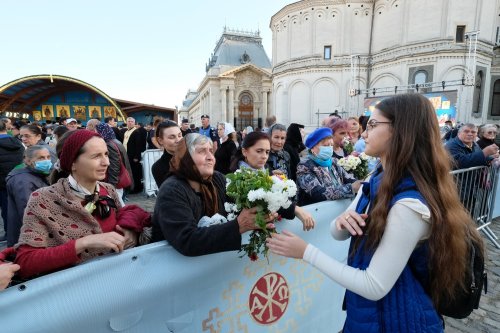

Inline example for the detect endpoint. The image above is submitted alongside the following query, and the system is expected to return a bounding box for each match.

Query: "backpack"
[436,236,487,319]
[412,235,487,319]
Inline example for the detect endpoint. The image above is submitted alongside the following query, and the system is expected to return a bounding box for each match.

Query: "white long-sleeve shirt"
[303,187,431,301]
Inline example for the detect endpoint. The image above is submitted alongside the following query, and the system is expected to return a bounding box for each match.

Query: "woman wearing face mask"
[215,122,237,175]
[5,145,52,246]
[296,128,361,206]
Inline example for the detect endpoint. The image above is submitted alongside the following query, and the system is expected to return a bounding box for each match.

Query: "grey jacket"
[6,167,49,246]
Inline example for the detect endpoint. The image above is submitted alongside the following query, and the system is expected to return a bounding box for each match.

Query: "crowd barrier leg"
[452,165,500,249]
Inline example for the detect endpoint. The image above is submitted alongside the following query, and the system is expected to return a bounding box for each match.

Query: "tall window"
[491,80,500,116]
[414,71,427,85]
[324,46,332,60]
[456,25,466,43]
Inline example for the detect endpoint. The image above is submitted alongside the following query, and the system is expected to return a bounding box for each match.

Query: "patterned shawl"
[16,177,123,261]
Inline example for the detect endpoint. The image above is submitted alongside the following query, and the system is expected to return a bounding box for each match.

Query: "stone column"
[262,90,268,120]
[220,88,227,122]
[228,89,235,125]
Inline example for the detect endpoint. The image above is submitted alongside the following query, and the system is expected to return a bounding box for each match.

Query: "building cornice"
[273,39,495,76]
[270,0,374,28]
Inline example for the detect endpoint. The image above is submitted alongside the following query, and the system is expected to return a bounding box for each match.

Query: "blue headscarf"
[96,123,116,142]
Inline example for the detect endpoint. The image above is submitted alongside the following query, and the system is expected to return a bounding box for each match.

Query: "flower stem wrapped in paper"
[225,168,297,261]
[337,152,374,180]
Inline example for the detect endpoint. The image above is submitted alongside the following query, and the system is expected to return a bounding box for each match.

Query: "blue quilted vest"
[343,167,444,333]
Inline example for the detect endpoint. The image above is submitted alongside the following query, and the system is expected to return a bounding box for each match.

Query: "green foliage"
[226,168,277,261]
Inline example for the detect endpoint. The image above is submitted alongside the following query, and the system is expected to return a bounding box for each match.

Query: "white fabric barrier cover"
[0,200,351,333]
[141,149,163,196]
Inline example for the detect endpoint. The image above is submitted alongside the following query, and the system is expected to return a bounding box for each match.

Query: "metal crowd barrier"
[141,149,163,197]
[451,165,500,248]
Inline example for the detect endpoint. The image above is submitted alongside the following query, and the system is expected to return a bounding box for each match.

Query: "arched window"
[414,71,427,85]
[237,92,254,129]
[491,79,500,117]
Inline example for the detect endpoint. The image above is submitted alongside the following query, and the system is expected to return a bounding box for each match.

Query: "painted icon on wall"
[89,106,102,119]
[73,105,87,120]
[103,106,116,119]
[42,105,54,119]
[56,105,70,118]
[32,111,42,122]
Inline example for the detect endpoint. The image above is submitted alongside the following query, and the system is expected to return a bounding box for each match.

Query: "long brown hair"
[365,93,484,305]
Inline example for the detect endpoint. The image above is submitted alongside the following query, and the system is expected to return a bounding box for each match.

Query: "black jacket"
[126,128,147,161]
[215,140,237,175]
[0,135,24,190]
[152,172,241,256]
[151,151,173,188]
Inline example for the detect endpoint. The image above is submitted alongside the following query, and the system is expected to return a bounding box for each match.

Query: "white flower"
[224,202,234,213]
[198,214,228,228]
[226,178,232,188]
[248,188,266,202]
[227,213,236,221]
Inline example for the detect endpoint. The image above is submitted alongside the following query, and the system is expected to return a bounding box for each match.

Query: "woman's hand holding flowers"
[237,207,277,234]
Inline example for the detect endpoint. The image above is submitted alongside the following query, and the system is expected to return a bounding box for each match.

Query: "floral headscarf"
[96,123,116,142]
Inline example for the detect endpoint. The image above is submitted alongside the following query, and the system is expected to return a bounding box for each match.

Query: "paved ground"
[1,192,499,332]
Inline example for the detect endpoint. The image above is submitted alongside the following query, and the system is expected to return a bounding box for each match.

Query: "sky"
[0,0,293,109]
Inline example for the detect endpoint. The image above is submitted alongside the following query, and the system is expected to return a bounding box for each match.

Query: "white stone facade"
[182,29,273,130]
[270,0,500,127]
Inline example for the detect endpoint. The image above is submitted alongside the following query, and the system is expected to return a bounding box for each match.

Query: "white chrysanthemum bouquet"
[225,168,297,261]
[337,152,373,180]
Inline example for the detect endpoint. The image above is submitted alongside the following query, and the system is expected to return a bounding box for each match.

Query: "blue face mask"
[34,160,52,174]
[316,146,333,161]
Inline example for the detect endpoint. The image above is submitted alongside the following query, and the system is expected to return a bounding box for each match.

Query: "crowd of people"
[0,94,499,332]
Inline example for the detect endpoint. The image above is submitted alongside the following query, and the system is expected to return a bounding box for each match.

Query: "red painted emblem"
[249,272,290,324]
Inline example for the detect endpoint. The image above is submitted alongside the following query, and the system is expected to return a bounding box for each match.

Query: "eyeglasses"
[366,119,392,132]
[486,131,497,135]
[20,134,36,139]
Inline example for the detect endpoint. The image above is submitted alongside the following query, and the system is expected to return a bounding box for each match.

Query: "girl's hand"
[266,230,308,259]
[335,210,368,236]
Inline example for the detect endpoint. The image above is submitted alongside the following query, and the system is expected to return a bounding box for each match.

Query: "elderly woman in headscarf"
[215,122,238,174]
[13,130,150,279]
[95,122,133,205]
[152,133,276,256]
[296,127,361,206]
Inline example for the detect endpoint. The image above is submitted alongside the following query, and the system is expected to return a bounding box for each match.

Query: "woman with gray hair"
[152,133,277,256]
[477,124,498,149]
[266,123,292,177]
[5,145,51,246]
